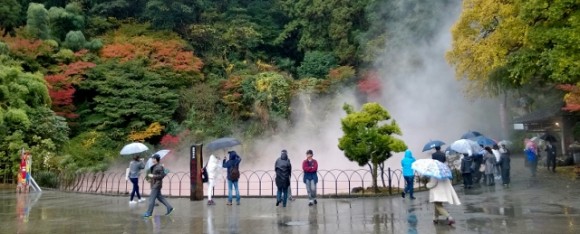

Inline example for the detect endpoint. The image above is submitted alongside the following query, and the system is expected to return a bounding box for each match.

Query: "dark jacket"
[460,155,474,174]
[546,145,557,158]
[275,152,292,188]
[499,149,511,170]
[149,163,166,190]
[432,151,446,163]
[302,159,318,183]
[223,151,242,181]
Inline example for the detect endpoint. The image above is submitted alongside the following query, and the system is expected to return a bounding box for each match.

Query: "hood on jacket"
[404,149,414,159]
[228,151,239,160]
[280,151,288,160]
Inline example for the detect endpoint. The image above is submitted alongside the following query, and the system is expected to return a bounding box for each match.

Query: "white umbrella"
[120,142,149,155]
[411,159,453,179]
[145,150,171,170]
[450,139,482,156]
[497,140,512,146]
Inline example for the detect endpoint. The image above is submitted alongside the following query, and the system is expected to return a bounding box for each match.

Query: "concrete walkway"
[1,155,579,234]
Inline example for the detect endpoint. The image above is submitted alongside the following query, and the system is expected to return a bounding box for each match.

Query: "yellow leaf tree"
[446,0,527,94]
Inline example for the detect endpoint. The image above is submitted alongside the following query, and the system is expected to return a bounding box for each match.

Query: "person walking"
[460,154,473,189]
[431,146,446,163]
[483,147,496,186]
[127,155,146,204]
[223,151,242,205]
[401,149,416,200]
[143,154,174,218]
[545,141,557,172]
[302,149,318,206]
[472,150,484,184]
[525,144,538,177]
[499,144,511,187]
[206,154,222,205]
[427,177,461,225]
[275,149,292,207]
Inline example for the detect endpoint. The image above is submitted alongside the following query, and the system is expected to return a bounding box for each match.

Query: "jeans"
[305,179,317,202]
[227,179,240,203]
[146,188,172,215]
[403,176,414,198]
[486,174,495,186]
[529,161,538,177]
[129,178,141,201]
[276,186,288,207]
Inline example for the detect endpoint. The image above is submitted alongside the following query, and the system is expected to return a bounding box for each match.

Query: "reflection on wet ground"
[0,156,579,233]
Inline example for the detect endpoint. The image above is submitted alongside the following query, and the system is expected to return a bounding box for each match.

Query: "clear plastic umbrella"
[145,150,171,170]
[411,159,453,179]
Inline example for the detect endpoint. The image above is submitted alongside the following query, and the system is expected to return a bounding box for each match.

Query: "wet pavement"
[1,156,579,234]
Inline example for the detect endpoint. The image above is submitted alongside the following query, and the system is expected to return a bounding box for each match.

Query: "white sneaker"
[129,200,137,204]
[138,198,146,203]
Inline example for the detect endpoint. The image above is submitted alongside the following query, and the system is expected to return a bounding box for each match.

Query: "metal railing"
[54,168,462,198]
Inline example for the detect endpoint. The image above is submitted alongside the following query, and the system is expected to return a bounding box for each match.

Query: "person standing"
[275,149,292,207]
[223,151,242,205]
[460,154,473,189]
[143,154,174,218]
[427,177,461,225]
[472,149,484,184]
[431,146,446,163]
[545,141,557,172]
[206,154,222,205]
[127,155,146,204]
[492,145,502,180]
[401,149,416,200]
[499,144,511,187]
[483,147,496,186]
[302,150,318,206]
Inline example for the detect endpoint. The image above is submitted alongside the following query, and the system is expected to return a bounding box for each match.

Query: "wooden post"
[190,144,204,201]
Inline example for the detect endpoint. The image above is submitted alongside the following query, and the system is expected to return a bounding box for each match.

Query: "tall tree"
[338,102,407,192]
[0,0,22,36]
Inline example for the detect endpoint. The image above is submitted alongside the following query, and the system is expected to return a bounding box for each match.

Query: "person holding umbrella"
[499,144,511,187]
[223,151,242,205]
[126,154,146,204]
[426,177,460,225]
[401,149,416,200]
[432,146,446,163]
[411,158,460,225]
[545,141,557,172]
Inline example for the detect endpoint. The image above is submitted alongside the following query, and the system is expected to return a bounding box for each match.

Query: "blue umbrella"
[206,137,242,152]
[470,136,497,147]
[460,130,483,139]
[422,140,446,152]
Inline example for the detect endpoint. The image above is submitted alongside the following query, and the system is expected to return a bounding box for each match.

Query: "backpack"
[229,164,240,181]
[201,167,209,183]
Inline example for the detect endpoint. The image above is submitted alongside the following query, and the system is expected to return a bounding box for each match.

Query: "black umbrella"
[540,134,557,142]
[461,130,483,139]
[206,137,242,152]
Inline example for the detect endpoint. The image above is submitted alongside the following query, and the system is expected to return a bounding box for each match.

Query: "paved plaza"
[1,156,579,234]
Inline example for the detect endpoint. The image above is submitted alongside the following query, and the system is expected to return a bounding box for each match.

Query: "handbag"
[479,164,486,172]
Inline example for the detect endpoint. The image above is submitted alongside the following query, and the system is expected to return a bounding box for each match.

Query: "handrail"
[51,168,462,198]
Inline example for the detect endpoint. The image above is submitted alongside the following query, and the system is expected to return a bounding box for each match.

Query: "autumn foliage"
[358,71,382,100]
[45,61,96,119]
[557,84,580,112]
[128,122,165,142]
[101,36,203,72]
